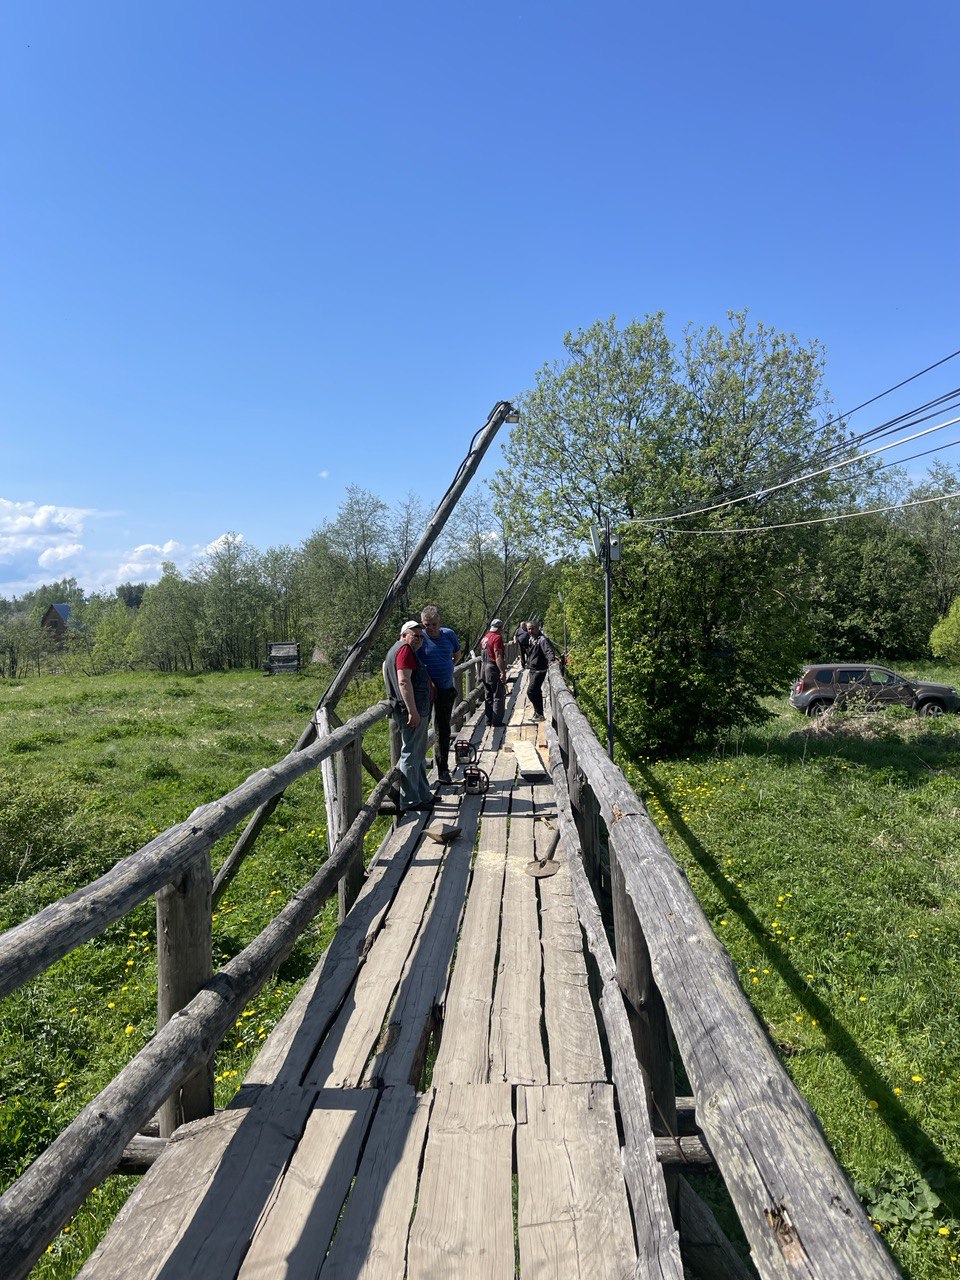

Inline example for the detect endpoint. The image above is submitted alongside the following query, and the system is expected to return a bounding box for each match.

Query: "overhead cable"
[648,488,960,536]
[631,413,960,525]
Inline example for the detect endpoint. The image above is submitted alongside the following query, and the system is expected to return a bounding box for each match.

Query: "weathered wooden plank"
[320,1087,431,1280]
[512,738,548,778]
[81,1109,250,1278]
[246,813,427,1087]
[489,778,548,1085]
[677,1175,756,1280]
[431,751,515,1085]
[533,786,605,1085]
[548,672,901,1280]
[81,1084,315,1280]
[407,1084,514,1280]
[237,1089,377,1279]
[0,699,390,1001]
[544,722,683,1280]
[516,1084,637,1280]
[305,827,449,1089]
[365,784,483,1087]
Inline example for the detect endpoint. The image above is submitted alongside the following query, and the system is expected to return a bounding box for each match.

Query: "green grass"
[0,667,392,1277]
[619,660,960,1279]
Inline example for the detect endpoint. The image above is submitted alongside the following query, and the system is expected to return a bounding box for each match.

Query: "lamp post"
[589,515,620,760]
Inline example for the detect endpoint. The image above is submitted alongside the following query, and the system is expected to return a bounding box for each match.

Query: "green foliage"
[931,595,960,662]
[502,313,853,749]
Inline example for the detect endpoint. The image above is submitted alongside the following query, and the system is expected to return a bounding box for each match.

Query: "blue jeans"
[398,715,431,808]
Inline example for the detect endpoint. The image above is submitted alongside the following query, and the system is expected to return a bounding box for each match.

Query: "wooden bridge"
[0,659,901,1279]
[0,407,903,1277]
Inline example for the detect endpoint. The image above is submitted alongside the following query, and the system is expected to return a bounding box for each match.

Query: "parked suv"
[790,664,960,717]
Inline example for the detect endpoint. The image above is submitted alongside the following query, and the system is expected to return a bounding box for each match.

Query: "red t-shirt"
[481,631,504,663]
[395,643,418,671]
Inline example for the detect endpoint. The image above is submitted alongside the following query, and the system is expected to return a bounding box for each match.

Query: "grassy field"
[622,660,960,1279]
[3,664,960,1277]
[0,667,392,1277]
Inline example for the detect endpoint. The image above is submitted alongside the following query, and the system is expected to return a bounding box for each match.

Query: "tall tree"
[494,312,855,749]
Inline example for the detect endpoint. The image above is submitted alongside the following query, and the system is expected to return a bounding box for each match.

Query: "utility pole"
[590,515,620,760]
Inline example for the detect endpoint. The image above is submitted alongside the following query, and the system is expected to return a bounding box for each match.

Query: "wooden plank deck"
[81,672,679,1280]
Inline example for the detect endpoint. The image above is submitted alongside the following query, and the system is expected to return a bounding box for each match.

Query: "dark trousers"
[527,668,547,717]
[483,666,505,725]
[432,685,457,772]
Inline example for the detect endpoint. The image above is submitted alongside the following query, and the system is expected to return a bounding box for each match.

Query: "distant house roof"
[50,603,72,622]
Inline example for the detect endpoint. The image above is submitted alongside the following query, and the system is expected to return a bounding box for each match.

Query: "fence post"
[609,845,677,1178]
[337,737,364,922]
[389,716,403,826]
[156,851,213,1137]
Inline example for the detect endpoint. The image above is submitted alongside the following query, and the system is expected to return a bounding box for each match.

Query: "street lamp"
[589,515,620,760]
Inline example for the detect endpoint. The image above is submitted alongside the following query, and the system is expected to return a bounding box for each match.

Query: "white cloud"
[0,497,92,538]
[38,543,84,568]
[201,532,244,556]
[319,469,329,479]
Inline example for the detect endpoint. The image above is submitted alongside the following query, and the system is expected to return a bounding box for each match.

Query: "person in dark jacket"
[383,621,434,813]
[514,621,532,666]
[525,620,558,722]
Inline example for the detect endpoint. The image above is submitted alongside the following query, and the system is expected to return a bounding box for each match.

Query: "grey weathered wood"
[81,1108,252,1277]
[547,671,901,1280]
[0,700,389,999]
[609,844,676,1143]
[513,737,548,778]
[516,1084,638,1279]
[116,1133,167,1175]
[156,851,214,1137]
[655,1135,715,1168]
[245,806,426,1088]
[337,736,365,921]
[431,750,514,1084]
[533,786,605,1085]
[408,1083,514,1280]
[320,1087,431,1280]
[368,783,482,1088]
[306,826,448,1089]
[489,776,548,1084]
[544,723,683,1280]
[236,1089,378,1278]
[0,768,398,1280]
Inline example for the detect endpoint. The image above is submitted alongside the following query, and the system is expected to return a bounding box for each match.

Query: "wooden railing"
[0,657,488,1280]
[546,665,900,1280]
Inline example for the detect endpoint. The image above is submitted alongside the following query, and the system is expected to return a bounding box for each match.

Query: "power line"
[649,488,960,536]
[631,412,960,525]
[631,349,960,525]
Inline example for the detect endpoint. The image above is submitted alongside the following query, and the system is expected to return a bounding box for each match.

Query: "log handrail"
[0,699,390,999]
[546,666,900,1280]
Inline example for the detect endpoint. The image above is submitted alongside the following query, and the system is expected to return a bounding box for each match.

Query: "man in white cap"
[382,621,434,813]
[479,618,507,727]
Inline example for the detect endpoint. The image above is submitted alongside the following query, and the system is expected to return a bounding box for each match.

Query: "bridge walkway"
[81,672,646,1279]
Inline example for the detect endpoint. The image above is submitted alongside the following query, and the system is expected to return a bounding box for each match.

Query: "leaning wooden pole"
[215,399,515,902]
[470,560,526,653]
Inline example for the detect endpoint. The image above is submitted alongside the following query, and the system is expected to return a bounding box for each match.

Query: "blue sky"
[2,1,958,593]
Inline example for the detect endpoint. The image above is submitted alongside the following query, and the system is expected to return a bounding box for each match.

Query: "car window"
[815,670,833,685]
[837,669,865,685]
[869,669,895,685]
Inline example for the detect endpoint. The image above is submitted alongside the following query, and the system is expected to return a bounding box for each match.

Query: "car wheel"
[806,700,829,717]
[918,700,945,717]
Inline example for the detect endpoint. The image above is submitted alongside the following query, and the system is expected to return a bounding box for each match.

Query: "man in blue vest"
[419,604,461,784]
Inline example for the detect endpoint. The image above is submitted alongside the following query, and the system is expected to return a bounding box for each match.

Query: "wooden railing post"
[155,851,213,1137]
[389,715,403,825]
[609,847,676,1142]
[337,737,364,922]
